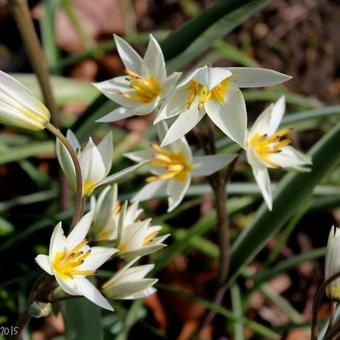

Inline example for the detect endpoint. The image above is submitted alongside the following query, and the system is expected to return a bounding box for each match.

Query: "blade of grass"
[231,284,244,340]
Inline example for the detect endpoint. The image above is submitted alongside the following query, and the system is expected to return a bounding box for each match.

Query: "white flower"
[0,71,50,131]
[94,34,180,122]
[325,226,340,299]
[246,96,312,210]
[155,65,291,148]
[116,201,168,258]
[35,211,117,311]
[126,123,236,212]
[102,258,157,300]
[56,130,146,196]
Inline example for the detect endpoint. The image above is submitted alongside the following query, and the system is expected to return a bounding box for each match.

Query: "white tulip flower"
[325,226,340,299]
[126,129,236,212]
[155,65,291,148]
[94,34,180,122]
[35,211,117,311]
[0,71,50,131]
[102,258,157,300]
[56,130,146,196]
[246,96,312,210]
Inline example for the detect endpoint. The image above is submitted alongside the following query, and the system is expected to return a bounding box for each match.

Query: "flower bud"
[0,71,50,131]
[325,226,340,299]
[28,301,52,318]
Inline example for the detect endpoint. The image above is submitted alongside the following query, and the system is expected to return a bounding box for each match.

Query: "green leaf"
[231,284,244,340]
[228,121,340,286]
[63,298,103,340]
[0,216,14,236]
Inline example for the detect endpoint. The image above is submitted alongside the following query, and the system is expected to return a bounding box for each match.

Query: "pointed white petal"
[167,175,191,212]
[74,277,113,311]
[66,211,94,250]
[49,222,66,259]
[268,146,312,170]
[161,103,205,147]
[192,154,236,177]
[78,247,118,271]
[97,132,113,175]
[121,244,166,258]
[162,72,182,99]
[125,149,153,163]
[206,84,247,148]
[193,66,232,90]
[96,107,136,123]
[66,130,81,150]
[35,254,53,275]
[114,34,142,73]
[252,167,272,210]
[168,136,193,163]
[227,67,291,88]
[55,275,79,295]
[142,34,166,82]
[177,66,204,88]
[132,180,167,202]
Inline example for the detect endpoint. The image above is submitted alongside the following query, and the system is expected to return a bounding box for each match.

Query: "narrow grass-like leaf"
[231,284,244,340]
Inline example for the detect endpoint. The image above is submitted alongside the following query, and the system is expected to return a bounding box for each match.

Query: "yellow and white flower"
[0,71,50,131]
[56,130,145,196]
[155,65,291,148]
[126,124,236,212]
[325,226,340,299]
[102,258,157,300]
[116,201,168,258]
[246,96,312,210]
[35,211,117,311]
[94,35,180,122]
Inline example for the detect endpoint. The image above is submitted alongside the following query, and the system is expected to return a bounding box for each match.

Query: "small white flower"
[126,124,236,212]
[35,211,117,311]
[94,34,180,122]
[155,65,291,148]
[102,258,157,300]
[116,201,168,258]
[56,130,146,196]
[246,96,312,210]
[325,226,340,300]
[0,71,50,131]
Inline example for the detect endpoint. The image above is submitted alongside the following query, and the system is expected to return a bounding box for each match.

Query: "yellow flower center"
[147,144,192,182]
[186,79,229,110]
[52,240,95,280]
[249,128,291,168]
[121,69,162,104]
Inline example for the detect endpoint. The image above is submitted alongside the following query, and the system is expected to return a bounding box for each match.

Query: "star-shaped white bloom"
[246,96,312,210]
[56,130,145,196]
[155,65,291,148]
[126,126,236,212]
[94,34,180,122]
[102,258,157,300]
[0,71,51,131]
[35,211,117,311]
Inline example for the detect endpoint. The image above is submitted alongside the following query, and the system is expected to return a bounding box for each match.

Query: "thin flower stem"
[46,122,83,227]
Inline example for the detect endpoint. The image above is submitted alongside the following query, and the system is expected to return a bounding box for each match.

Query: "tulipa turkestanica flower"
[246,96,312,210]
[155,65,291,148]
[95,34,180,123]
[35,211,117,311]
[102,258,157,300]
[325,226,340,300]
[0,71,50,131]
[126,124,236,211]
[56,130,146,196]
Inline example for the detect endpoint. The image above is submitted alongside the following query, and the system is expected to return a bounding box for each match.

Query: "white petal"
[193,66,232,90]
[168,137,193,163]
[249,97,285,137]
[162,72,182,99]
[206,84,247,148]
[122,244,166,258]
[252,167,272,210]
[74,277,113,311]
[167,175,191,212]
[268,146,312,170]
[35,254,53,275]
[114,35,142,74]
[177,67,204,88]
[192,154,236,177]
[125,149,153,162]
[96,106,136,123]
[97,132,113,175]
[246,145,268,168]
[66,211,94,250]
[141,34,166,82]
[227,67,291,88]
[49,222,66,259]
[132,180,167,202]
[66,130,81,151]
[55,275,79,296]
[78,247,117,271]
[161,103,205,147]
